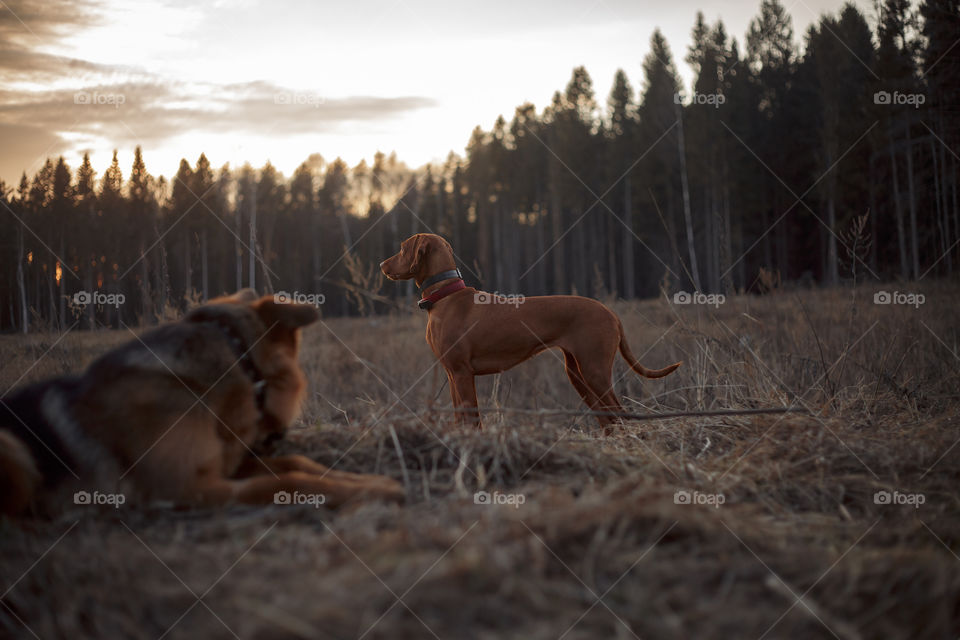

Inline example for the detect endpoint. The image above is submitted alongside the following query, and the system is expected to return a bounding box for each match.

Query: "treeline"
[0,0,957,331]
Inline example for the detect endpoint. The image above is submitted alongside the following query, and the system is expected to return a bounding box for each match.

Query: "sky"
[0,0,873,185]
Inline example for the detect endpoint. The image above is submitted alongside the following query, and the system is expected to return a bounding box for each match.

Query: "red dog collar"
[418,280,465,311]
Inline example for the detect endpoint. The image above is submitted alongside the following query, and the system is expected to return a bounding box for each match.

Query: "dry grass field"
[1,284,958,639]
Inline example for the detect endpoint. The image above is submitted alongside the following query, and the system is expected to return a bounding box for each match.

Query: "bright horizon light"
[1,0,874,183]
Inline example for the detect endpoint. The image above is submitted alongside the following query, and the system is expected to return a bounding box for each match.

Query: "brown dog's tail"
[0,430,40,516]
[617,320,682,379]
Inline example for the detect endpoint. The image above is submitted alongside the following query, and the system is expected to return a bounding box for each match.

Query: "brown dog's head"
[380,233,457,286]
[186,289,320,441]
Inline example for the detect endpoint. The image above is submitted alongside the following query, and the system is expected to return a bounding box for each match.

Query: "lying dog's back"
[0,300,273,516]
[0,376,97,514]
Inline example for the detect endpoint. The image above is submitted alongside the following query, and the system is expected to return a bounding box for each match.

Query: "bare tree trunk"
[938,133,953,274]
[868,154,878,272]
[235,202,243,290]
[201,227,209,301]
[16,226,28,333]
[493,203,503,288]
[675,101,701,291]
[606,215,617,297]
[952,154,959,274]
[888,126,909,279]
[46,269,55,331]
[338,208,352,249]
[535,184,546,293]
[155,217,169,319]
[549,167,565,292]
[931,137,950,275]
[622,176,634,298]
[720,155,734,294]
[183,234,192,301]
[248,182,257,291]
[904,121,919,278]
[140,240,151,324]
[826,194,839,284]
[58,237,65,329]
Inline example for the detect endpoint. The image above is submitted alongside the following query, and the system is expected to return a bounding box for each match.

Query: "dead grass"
[1,284,958,639]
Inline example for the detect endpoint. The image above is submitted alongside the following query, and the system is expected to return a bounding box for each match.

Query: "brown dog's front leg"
[450,372,481,429]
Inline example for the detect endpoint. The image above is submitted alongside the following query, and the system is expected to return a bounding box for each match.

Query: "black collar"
[207,319,267,411]
[419,268,462,291]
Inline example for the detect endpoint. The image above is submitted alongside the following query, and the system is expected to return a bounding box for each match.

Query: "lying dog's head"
[380,233,456,285]
[185,289,320,443]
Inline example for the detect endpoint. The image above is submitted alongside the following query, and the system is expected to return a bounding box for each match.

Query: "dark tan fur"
[0,290,403,516]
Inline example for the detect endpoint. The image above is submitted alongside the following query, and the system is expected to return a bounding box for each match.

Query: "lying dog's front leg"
[235,454,404,493]
[213,456,405,507]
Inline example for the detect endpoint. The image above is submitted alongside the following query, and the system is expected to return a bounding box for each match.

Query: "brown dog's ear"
[254,297,321,330]
[408,235,428,274]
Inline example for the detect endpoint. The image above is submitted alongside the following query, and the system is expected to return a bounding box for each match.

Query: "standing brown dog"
[0,290,404,516]
[380,233,681,430]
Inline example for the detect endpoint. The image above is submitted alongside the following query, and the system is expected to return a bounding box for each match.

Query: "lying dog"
[0,290,404,516]
[380,234,681,430]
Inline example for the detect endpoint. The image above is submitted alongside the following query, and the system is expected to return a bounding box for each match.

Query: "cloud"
[0,81,436,143]
[0,1,437,181]
[0,0,101,44]
[0,123,67,184]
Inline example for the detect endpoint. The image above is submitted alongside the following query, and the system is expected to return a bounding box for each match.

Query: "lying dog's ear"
[408,235,428,274]
[254,297,320,330]
[208,288,259,305]
[231,288,260,303]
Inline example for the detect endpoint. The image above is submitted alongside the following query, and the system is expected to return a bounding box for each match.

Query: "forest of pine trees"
[1,0,957,332]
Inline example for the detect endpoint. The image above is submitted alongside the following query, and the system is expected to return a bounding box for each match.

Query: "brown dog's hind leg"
[577,354,628,434]
[563,351,602,413]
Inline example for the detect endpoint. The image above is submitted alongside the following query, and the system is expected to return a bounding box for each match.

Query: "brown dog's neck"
[417,266,461,295]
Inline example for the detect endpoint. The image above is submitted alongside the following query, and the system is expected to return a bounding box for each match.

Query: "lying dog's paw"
[362,476,406,504]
